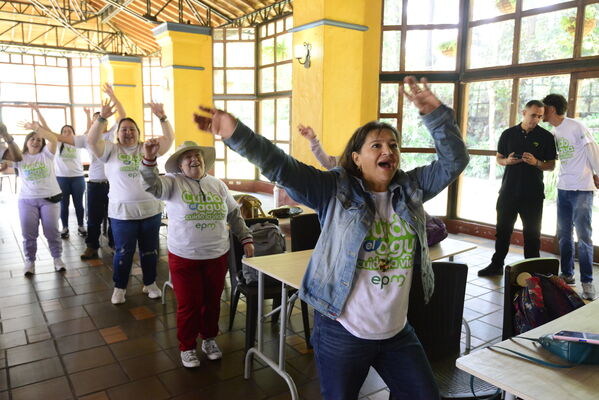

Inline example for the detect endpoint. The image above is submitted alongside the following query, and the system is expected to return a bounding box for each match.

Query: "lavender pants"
[18,198,62,261]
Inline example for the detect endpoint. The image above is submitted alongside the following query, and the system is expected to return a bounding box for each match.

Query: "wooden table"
[242,237,477,399]
[456,300,599,400]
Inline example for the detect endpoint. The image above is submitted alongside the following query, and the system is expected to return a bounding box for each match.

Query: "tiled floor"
[0,188,596,400]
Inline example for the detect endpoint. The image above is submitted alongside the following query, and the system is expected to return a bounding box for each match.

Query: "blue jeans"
[86,181,113,249]
[56,176,86,228]
[557,190,594,283]
[311,312,439,400]
[110,214,161,289]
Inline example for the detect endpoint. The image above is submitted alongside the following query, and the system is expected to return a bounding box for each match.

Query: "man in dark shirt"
[478,100,557,276]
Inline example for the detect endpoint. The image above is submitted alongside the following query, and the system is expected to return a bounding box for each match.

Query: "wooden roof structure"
[0,0,292,56]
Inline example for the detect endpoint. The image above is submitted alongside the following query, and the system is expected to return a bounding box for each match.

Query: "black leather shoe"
[478,263,503,277]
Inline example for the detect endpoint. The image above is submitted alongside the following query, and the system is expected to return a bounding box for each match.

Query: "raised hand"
[143,138,160,160]
[298,124,316,140]
[83,107,92,117]
[99,99,116,119]
[28,102,40,112]
[18,121,40,132]
[400,76,442,115]
[148,102,166,120]
[194,106,237,140]
[0,122,8,139]
[103,83,116,99]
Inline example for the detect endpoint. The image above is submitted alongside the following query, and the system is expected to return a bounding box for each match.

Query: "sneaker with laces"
[60,228,69,239]
[111,288,126,304]
[142,282,162,299]
[77,226,87,237]
[181,349,201,368]
[80,247,99,260]
[201,339,222,361]
[559,273,575,286]
[53,258,66,272]
[477,263,503,277]
[23,260,35,276]
[582,282,596,301]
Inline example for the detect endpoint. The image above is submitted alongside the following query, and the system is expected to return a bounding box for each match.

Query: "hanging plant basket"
[438,41,457,57]
[563,16,597,36]
[496,0,515,14]
[583,17,596,36]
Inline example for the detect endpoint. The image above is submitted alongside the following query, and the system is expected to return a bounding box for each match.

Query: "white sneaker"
[201,338,222,361]
[142,282,162,299]
[24,260,35,276]
[111,288,126,304]
[180,349,200,368]
[582,282,596,301]
[53,258,66,272]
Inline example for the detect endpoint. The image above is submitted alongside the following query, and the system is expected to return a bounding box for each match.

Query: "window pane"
[37,85,70,103]
[276,98,290,141]
[215,140,225,159]
[215,160,225,178]
[1,107,32,135]
[226,100,255,131]
[519,8,576,63]
[276,64,292,91]
[522,0,569,11]
[213,29,223,40]
[241,28,255,40]
[383,0,402,25]
[581,4,599,57]
[0,64,34,83]
[213,43,224,67]
[0,83,36,102]
[225,28,239,40]
[227,150,255,179]
[575,78,599,143]
[469,20,515,69]
[260,66,274,93]
[458,155,502,223]
[276,33,292,61]
[261,38,275,65]
[73,86,93,104]
[214,70,224,94]
[380,117,398,129]
[267,22,275,37]
[72,68,92,85]
[406,0,459,24]
[382,31,401,71]
[380,83,399,114]
[276,143,289,154]
[276,19,285,34]
[405,29,458,71]
[471,0,507,20]
[402,83,454,148]
[226,42,255,68]
[261,99,275,140]
[400,153,447,216]
[466,79,512,150]
[226,70,254,94]
[518,75,569,122]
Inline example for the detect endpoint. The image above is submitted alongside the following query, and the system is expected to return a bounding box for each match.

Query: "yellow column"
[153,22,213,147]
[99,56,144,137]
[291,0,382,167]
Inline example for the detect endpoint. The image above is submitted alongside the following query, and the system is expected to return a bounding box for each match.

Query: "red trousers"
[168,251,228,351]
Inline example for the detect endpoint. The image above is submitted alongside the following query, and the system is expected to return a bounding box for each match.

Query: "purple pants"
[18,198,62,261]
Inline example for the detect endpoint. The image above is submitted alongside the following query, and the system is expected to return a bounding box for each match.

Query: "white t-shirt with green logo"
[14,147,61,199]
[99,142,163,220]
[73,126,115,181]
[156,173,239,260]
[554,118,596,191]
[54,143,84,177]
[337,191,416,340]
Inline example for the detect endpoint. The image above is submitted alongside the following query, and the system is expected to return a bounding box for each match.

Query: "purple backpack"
[425,214,448,246]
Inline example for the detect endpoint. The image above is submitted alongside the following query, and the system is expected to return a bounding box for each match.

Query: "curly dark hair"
[542,94,568,116]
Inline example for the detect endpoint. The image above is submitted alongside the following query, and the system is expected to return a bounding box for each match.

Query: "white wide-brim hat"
[165,140,216,174]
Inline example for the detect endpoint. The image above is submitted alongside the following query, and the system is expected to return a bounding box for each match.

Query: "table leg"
[504,392,516,400]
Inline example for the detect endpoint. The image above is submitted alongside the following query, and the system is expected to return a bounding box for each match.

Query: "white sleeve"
[98,141,115,163]
[42,145,55,159]
[73,135,87,149]
[104,125,117,142]
[585,141,599,175]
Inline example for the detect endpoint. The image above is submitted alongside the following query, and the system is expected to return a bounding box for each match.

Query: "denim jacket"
[224,105,469,319]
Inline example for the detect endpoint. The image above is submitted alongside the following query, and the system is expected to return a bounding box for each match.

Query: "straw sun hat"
[164,141,216,174]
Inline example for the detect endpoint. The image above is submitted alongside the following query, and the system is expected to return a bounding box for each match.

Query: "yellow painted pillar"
[290,0,382,167]
[99,55,144,137]
[153,22,213,147]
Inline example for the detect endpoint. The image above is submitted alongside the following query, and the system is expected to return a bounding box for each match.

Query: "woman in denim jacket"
[195,77,469,400]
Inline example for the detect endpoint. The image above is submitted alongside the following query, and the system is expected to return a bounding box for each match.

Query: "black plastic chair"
[289,213,321,349]
[401,262,499,400]
[502,257,559,340]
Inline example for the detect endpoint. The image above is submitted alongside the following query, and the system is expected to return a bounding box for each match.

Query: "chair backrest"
[407,262,468,361]
[290,213,321,252]
[502,257,559,340]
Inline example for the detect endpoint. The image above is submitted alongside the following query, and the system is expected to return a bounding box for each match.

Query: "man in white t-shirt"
[543,94,599,300]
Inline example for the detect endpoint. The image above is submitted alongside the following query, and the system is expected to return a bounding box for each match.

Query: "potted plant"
[438,40,457,57]
[495,0,516,14]
[561,8,597,36]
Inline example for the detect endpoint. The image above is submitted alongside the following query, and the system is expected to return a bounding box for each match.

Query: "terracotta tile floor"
[0,189,597,400]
